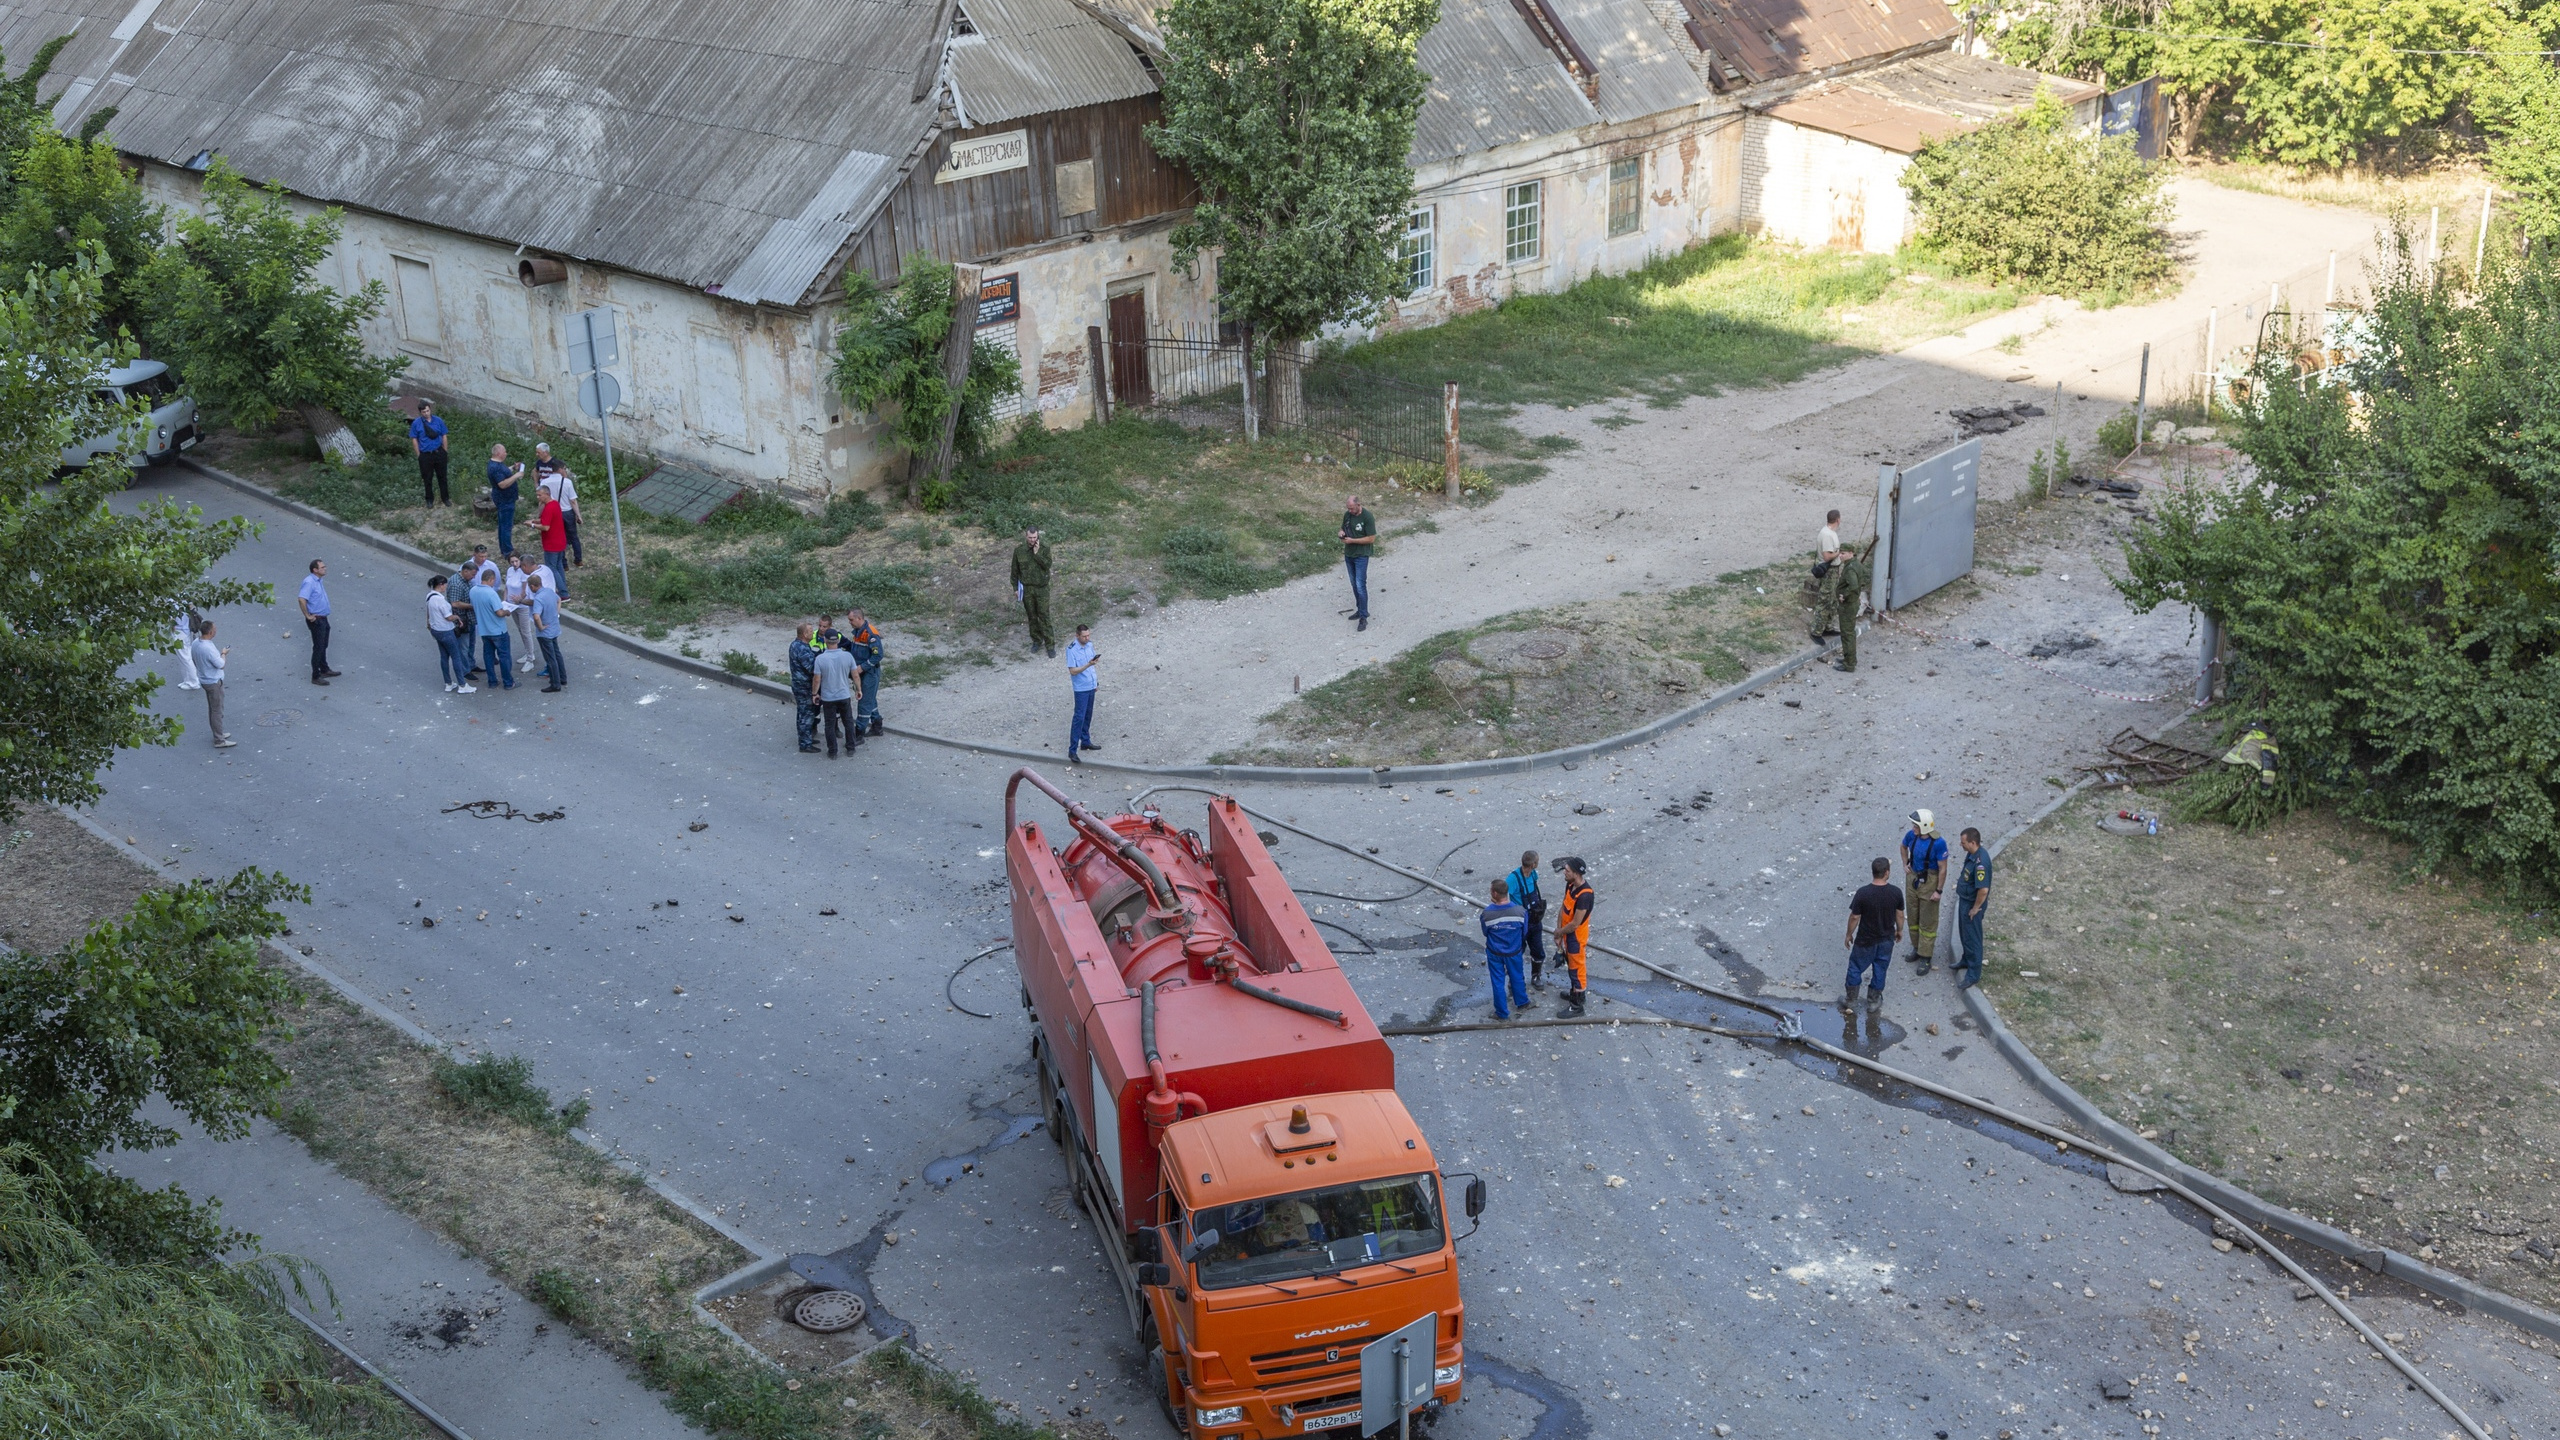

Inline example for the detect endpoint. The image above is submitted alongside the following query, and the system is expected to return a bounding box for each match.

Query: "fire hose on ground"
[1122,783,2494,1440]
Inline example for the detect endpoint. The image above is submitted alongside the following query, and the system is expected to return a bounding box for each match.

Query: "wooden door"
[1107,291,1151,408]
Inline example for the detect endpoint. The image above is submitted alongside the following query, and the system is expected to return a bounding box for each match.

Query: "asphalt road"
[101,470,2559,1440]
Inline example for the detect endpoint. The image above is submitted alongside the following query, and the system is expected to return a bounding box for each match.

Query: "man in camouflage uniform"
[788,623,821,753]
[1831,539,1873,672]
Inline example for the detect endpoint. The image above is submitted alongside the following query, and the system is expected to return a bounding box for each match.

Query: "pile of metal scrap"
[2080,727,2216,783]
[1950,401,2048,437]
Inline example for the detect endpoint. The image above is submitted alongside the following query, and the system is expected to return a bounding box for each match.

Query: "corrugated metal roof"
[12,0,1146,308]
[1415,0,1599,158]
[1759,87,1968,153]
[1682,0,1956,86]
[1763,52,2102,153]
[1839,50,2099,119]
[950,0,1158,126]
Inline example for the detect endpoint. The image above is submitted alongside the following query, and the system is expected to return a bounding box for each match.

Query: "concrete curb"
[1967,788,2560,1346]
[176,456,1842,785]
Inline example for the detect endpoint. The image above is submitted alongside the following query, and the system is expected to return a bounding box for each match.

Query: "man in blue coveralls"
[1479,879,1529,1020]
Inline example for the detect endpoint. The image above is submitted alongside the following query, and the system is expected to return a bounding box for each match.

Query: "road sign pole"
[1394,1338,1410,1440]
[581,310,633,604]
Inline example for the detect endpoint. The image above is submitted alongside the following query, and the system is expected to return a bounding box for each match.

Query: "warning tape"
[1873,611,2197,706]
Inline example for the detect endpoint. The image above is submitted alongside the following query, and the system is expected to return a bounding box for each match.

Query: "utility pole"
[1442,383,1461,498]
[2133,342,2150,454]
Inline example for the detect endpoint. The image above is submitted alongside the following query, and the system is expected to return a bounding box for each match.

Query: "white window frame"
[1607,156,1642,238]
[1504,181,1542,264]
[1400,206,1436,294]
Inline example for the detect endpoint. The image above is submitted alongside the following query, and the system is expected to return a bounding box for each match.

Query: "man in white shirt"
[534,447,582,569]
[1818,508,1844,562]
[502,554,540,671]
[172,605,200,689]
[190,619,234,748]
[427,575,473,693]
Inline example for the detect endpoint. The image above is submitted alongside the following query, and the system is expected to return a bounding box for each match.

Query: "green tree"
[1150,0,1438,417]
[2118,235,2560,892]
[830,256,1020,506]
[0,35,75,161]
[0,252,270,825]
[0,125,165,337]
[1991,0,2161,88]
[2152,0,2506,164]
[0,869,310,1262]
[2476,22,2560,240]
[1902,86,2176,294]
[0,1149,394,1438]
[134,157,406,442]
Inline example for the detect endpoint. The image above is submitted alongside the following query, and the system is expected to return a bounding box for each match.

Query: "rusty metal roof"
[951,0,1158,127]
[15,0,1145,308]
[1762,52,2101,153]
[1682,0,1956,87]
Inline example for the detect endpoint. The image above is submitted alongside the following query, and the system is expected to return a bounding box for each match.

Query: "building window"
[1608,157,1642,238]
[1504,181,1541,263]
[1400,207,1436,293]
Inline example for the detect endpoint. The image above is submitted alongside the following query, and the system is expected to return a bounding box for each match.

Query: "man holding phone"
[1064,624,1100,764]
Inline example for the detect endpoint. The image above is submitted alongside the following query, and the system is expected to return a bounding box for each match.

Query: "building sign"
[976,273,1019,327]
[936,129,1029,184]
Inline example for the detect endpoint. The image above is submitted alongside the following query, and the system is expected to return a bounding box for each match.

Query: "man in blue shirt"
[296,559,337,684]
[1503,849,1549,988]
[1063,624,1100,764]
[788,623,821,753]
[410,400,450,505]
[468,569,517,689]
[528,573,566,692]
[1479,879,1529,1020]
[1953,827,1993,989]
[486,443,524,556]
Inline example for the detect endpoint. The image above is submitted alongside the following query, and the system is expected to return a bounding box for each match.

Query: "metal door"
[1884,438,1980,610]
[1107,291,1151,408]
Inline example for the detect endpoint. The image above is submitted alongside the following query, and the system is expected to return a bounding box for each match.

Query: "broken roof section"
[1761,52,2103,153]
[19,0,1153,309]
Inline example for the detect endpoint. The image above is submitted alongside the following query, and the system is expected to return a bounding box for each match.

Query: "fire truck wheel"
[1147,1347,1185,1433]
[1037,1060,1065,1148]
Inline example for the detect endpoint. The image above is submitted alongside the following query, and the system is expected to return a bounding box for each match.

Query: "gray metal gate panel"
[1887,438,1980,609]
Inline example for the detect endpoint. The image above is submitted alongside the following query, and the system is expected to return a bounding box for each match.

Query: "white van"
[61,358,201,470]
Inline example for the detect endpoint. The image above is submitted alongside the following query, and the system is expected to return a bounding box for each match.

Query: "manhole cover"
[255,709,303,728]
[790,1288,866,1333]
[1518,637,1570,660]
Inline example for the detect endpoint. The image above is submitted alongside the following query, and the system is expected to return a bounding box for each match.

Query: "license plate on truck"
[1302,1414,1358,1431]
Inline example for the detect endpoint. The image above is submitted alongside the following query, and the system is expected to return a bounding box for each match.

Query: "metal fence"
[1113,326,1453,465]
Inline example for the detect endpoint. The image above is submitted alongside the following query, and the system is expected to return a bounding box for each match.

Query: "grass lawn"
[1212,562,1803,767]
[1993,788,2560,1309]
[1345,234,2024,412]
[2189,156,2488,223]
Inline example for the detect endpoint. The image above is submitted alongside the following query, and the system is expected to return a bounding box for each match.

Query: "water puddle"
[923,1109,1045,1189]
[1468,1353,1590,1440]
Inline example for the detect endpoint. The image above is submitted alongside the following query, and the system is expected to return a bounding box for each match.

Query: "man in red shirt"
[538,494,570,600]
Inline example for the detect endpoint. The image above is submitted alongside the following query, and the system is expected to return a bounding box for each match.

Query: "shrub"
[431,1053,590,1136]
[2118,232,2560,896]
[1902,87,2174,295]
[526,1267,600,1326]
[719,650,769,677]
[2096,407,2140,458]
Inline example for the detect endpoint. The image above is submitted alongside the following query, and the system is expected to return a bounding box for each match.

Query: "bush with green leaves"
[0,868,309,1263]
[0,125,163,338]
[0,1149,397,1438]
[135,158,407,437]
[830,256,1021,503]
[2118,235,2560,894]
[1902,86,2174,296]
[0,253,271,825]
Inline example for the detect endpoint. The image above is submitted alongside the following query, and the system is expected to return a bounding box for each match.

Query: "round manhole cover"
[1518,637,1570,660]
[255,709,304,728]
[791,1288,867,1334]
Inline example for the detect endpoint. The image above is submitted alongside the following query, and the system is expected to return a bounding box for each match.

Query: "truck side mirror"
[1180,1228,1222,1263]
[1465,1177,1488,1220]
[1135,1227,1162,1263]
[1136,1262,1173,1288]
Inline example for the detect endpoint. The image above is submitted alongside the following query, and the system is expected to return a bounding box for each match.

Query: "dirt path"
[884,180,2386,764]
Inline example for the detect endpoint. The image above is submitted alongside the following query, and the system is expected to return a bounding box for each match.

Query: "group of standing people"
[1841,809,1993,1007]
[1478,850,1595,1019]
[427,546,570,694]
[789,612,884,756]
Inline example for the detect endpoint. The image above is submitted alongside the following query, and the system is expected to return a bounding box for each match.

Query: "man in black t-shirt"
[1842,856,1905,1008]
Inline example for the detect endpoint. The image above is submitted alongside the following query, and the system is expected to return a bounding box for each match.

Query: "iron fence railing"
[1111,327,1455,466]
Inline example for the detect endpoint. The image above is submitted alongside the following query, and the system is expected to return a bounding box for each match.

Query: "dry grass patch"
[1991,788,2560,1309]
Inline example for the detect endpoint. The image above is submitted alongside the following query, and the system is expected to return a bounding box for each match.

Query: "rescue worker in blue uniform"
[1901,808,1948,973]
[845,608,885,737]
[1953,826,1992,989]
[1479,879,1529,1020]
[788,623,820,753]
[1504,849,1548,988]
